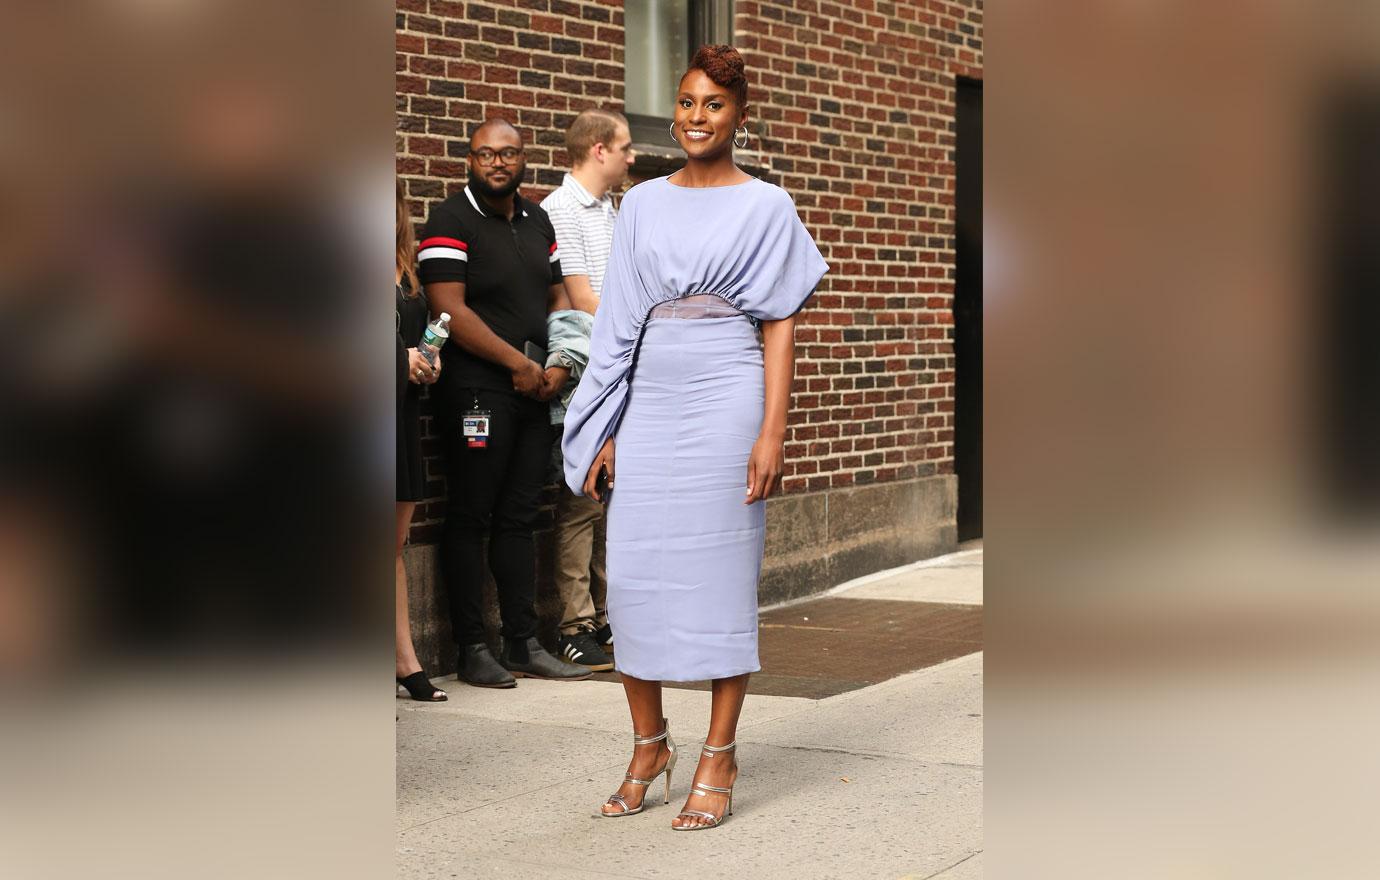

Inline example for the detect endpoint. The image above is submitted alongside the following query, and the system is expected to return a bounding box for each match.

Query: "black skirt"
[397,282,428,502]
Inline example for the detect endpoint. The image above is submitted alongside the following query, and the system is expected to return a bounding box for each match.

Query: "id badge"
[462,410,491,448]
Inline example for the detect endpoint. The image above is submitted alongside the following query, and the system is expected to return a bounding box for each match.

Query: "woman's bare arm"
[746,316,795,503]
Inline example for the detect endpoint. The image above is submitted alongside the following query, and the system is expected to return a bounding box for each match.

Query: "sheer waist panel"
[647,293,743,319]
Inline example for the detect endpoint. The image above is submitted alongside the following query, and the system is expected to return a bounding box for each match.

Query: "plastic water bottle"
[420,312,450,366]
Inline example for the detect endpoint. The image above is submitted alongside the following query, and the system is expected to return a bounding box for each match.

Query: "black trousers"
[440,387,552,646]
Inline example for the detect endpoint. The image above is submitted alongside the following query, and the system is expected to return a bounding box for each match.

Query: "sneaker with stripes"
[594,622,614,652]
[557,629,614,672]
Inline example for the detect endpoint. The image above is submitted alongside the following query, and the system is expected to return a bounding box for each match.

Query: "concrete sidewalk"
[396,549,983,879]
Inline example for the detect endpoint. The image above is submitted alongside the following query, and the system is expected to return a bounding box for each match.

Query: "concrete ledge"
[758,475,957,605]
[404,475,957,676]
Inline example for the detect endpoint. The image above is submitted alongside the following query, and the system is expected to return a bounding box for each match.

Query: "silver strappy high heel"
[600,718,677,817]
[673,740,736,830]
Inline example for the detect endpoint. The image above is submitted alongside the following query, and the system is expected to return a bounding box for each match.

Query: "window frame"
[624,0,735,147]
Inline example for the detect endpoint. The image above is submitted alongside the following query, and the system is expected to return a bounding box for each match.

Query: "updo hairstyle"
[687,44,748,111]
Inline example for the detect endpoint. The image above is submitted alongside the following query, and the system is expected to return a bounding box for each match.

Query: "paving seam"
[400,652,983,833]
[399,750,977,838]
[725,739,985,768]
[397,709,983,771]
[917,849,983,880]
[398,735,981,834]
[396,754,638,832]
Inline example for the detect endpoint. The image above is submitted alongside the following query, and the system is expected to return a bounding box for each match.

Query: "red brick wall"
[396,0,982,541]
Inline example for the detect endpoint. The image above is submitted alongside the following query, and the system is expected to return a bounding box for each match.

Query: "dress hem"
[612,662,762,683]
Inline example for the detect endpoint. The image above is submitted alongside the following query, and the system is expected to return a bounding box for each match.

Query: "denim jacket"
[546,308,594,425]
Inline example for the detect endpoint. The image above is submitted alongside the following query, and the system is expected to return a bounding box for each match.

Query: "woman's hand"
[407,348,439,384]
[745,433,785,504]
[584,435,615,502]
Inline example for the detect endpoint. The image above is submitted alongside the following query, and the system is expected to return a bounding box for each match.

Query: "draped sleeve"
[560,185,645,494]
[731,188,829,321]
[560,178,830,496]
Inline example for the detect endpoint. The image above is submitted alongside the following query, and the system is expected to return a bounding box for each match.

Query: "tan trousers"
[554,482,607,635]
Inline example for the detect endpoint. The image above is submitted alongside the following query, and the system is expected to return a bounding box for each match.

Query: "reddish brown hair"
[396,178,419,295]
[686,44,748,111]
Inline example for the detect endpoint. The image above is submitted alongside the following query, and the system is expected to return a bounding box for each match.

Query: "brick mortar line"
[394,6,978,505]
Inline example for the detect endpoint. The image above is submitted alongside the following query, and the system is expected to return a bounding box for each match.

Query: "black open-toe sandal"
[396,671,447,702]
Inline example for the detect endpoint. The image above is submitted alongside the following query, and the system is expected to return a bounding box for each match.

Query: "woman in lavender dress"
[562,45,827,830]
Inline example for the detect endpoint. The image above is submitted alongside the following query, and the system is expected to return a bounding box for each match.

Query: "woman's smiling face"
[673,68,746,160]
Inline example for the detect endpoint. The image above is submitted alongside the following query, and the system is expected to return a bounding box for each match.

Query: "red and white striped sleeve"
[417,207,469,284]
[535,205,562,284]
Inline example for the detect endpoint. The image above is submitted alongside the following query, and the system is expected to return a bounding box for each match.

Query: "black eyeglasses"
[471,147,524,166]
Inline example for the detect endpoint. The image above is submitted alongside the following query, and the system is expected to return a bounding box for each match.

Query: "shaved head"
[467,117,527,203]
[470,117,521,149]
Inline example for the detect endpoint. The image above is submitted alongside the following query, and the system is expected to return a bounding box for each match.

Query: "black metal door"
[954,77,983,540]
[1322,87,1380,519]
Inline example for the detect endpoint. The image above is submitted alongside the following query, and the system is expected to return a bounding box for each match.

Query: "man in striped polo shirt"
[540,108,635,671]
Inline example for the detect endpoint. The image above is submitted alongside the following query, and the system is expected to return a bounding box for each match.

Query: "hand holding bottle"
[408,348,440,384]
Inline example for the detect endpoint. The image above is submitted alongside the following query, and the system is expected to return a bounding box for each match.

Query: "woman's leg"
[601,673,672,814]
[396,502,426,678]
[672,672,749,828]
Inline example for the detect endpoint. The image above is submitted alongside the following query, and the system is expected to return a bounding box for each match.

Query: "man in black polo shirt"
[419,118,590,688]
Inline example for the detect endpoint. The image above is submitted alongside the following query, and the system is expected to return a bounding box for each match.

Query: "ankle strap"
[633,719,670,745]
[701,740,736,755]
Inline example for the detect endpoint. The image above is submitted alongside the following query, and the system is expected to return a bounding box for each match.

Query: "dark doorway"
[954,77,983,540]
[1321,86,1380,520]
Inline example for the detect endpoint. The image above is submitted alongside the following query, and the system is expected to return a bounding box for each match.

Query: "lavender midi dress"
[562,175,828,681]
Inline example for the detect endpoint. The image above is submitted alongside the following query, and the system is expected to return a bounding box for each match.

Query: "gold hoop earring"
[734,126,748,149]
